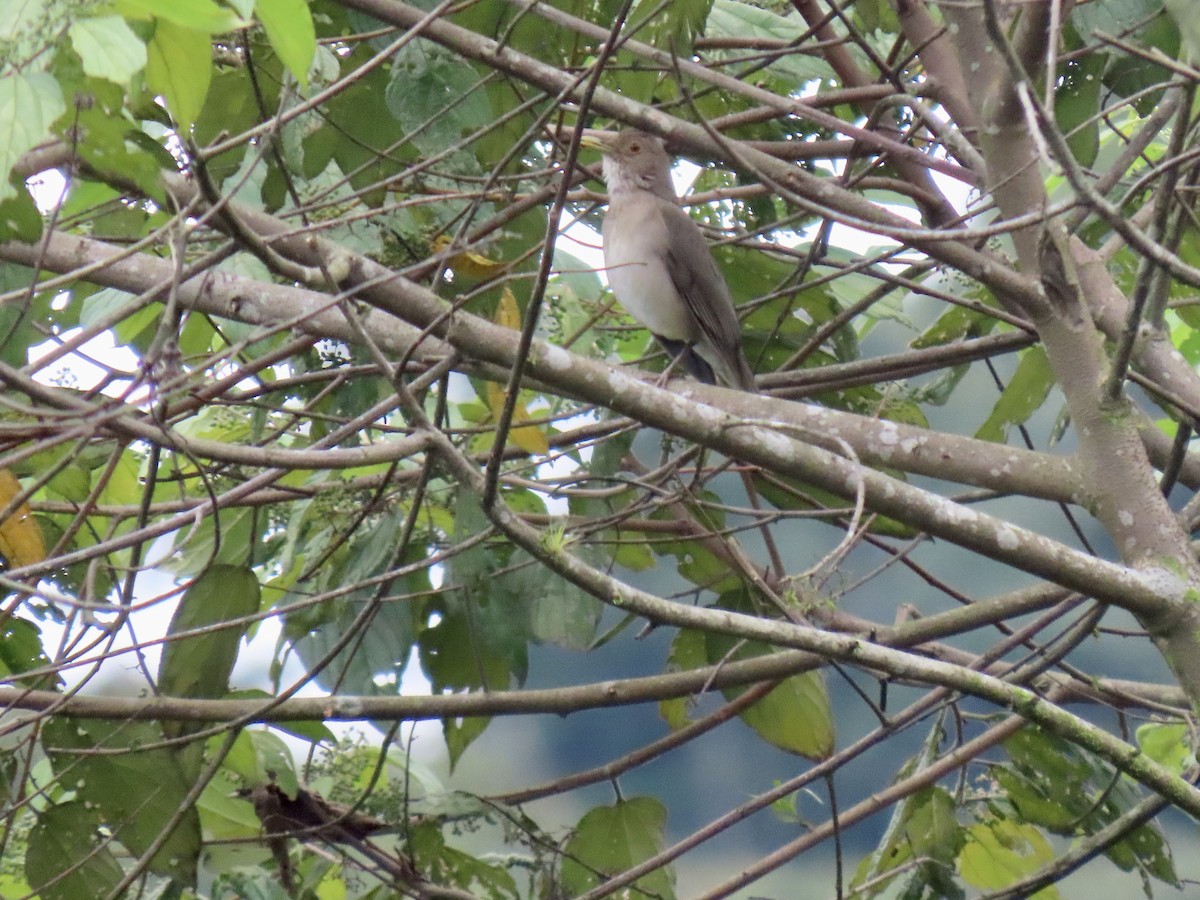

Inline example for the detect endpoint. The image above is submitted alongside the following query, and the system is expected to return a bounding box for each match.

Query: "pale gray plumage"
[584,130,756,391]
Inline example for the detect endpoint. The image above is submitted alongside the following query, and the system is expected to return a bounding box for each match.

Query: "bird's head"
[581,130,676,200]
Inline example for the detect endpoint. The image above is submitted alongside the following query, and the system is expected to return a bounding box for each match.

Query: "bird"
[239,780,391,844]
[581,129,757,391]
[236,778,426,895]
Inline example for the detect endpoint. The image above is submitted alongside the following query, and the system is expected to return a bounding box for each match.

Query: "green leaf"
[26,802,123,900]
[291,590,419,693]
[385,43,492,156]
[1136,722,1193,777]
[705,1,829,87]
[418,604,507,766]
[646,493,751,590]
[994,766,1076,832]
[225,689,337,745]
[526,576,603,648]
[194,63,277,182]
[408,821,521,899]
[146,19,212,129]
[158,564,261,704]
[904,787,964,866]
[78,286,138,331]
[47,465,89,503]
[321,61,412,207]
[197,768,264,841]
[998,727,1094,831]
[560,797,674,897]
[1123,825,1180,889]
[256,0,316,88]
[435,844,520,899]
[0,71,66,202]
[1165,0,1200,62]
[0,265,41,362]
[911,303,998,348]
[509,548,602,650]
[1087,9,1178,115]
[43,719,202,884]
[706,632,835,760]
[659,628,707,730]
[162,506,257,576]
[221,729,300,798]
[852,0,899,33]
[443,714,491,770]
[0,0,53,57]
[750,470,917,538]
[612,531,656,570]
[603,0,709,60]
[289,508,424,697]
[69,16,148,86]
[95,446,141,509]
[999,726,1179,888]
[420,490,531,703]
[853,785,963,898]
[72,94,170,203]
[737,671,835,760]
[975,346,1054,443]
[852,839,913,898]
[0,616,58,688]
[1055,53,1104,168]
[1072,0,1162,45]
[0,185,41,241]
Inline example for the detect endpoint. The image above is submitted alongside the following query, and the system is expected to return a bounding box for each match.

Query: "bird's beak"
[579,130,614,153]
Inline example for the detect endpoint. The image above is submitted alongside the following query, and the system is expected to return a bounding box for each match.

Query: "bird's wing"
[658,201,755,389]
[658,202,743,354]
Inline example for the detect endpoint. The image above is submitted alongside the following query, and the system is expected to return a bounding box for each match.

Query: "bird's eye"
[628,142,641,153]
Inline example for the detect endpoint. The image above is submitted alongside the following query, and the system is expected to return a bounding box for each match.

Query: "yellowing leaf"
[494,285,521,329]
[483,289,550,455]
[958,819,1059,898]
[115,0,246,33]
[0,469,45,568]
[431,234,506,278]
[485,382,549,455]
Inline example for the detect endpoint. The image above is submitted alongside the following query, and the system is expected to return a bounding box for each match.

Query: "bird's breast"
[602,201,697,342]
